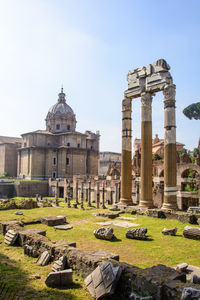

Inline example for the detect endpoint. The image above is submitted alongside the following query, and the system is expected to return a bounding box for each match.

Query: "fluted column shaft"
[119,97,133,206]
[139,92,154,208]
[162,84,177,209]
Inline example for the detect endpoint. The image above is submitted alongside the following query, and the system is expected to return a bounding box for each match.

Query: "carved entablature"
[125,59,173,99]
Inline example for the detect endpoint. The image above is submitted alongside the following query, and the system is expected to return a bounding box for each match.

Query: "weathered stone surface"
[162,227,177,236]
[0,220,23,235]
[178,214,197,225]
[130,292,153,300]
[126,228,148,240]
[67,248,119,277]
[181,287,200,299]
[4,230,18,245]
[17,228,46,246]
[187,207,200,214]
[37,250,50,266]
[94,212,119,219]
[190,274,200,284]
[54,225,73,230]
[118,216,137,221]
[94,227,115,240]
[24,244,38,258]
[96,221,139,228]
[183,226,200,240]
[52,255,67,272]
[15,211,23,215]
[176,263,188,272]
[40,215,66,226]
[84,262,122,299]
[45,269,73,287]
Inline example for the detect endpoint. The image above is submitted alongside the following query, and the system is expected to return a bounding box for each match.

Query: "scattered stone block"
[176,263,188,272]
[94,227,115,240]
[37,250,50,266]
[118,216,137,221]
[126,228,148,240]
[45,269,73,287]
[181,287,200,300]
[4,230,18,245]
[190,274,200,284]
[52,255,67,272]
[24,244,38,258]
[183,226,200,240]
[40,216,66,226]
[84,262,122,300]
[162,227,177,236]
[54,225,73,230]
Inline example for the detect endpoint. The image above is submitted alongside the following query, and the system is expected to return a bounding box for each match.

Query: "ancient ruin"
[120,59,177,209]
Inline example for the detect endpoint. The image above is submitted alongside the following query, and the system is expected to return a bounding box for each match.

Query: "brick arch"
[177,164,200,178]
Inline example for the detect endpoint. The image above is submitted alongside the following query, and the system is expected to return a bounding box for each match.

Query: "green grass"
[0,204,200,299]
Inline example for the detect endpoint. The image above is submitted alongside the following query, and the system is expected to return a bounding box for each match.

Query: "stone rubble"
[84,262,122,300]
[176,263,188,272]
[54,224,73,230]
[190,274,200,284]
[130,292,153,300]
[94,227,115,240]
[181,287,200,300]
[126,228,148,240]
[40,215,66,226]
[24,244,38,258]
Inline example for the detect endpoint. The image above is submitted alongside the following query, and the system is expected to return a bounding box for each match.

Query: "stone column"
[88,181,92,207]
[119,97,133,206]
[162,84,177,209]
[139,92,154,209]
[96,182,100,209]
[75,180,79,204]
[115,183,118,204]
[101,181,106,209]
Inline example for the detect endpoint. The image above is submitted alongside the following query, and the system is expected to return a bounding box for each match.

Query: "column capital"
[163,84,176,101]
[141,92,153,107]
[122,97,132,111]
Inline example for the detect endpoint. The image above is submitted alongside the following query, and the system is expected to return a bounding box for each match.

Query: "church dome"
[46,88,77,133]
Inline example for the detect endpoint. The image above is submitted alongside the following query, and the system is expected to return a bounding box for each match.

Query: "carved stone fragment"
[4,230,18,245]
[94,227,115,240]
[54,225,73,230]
[162,227,177,236]
[37,250,50,266]
[175,263,188,272]
[126,228,148,240]
[181,287,200,300]
[183,226,200,240]
[45,269,73,287]
[190,274,200,284]
[40,216,66,226]
[84,262,122,299]
[24,244,38,258]
[52,255,67,272]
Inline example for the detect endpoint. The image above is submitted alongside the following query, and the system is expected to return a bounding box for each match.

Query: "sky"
[0,0,200,153]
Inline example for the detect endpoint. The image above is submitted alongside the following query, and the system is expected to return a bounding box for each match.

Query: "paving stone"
[40,216,66,226]
[162,227,177,236]
[118,216,137,221]
[84,262,122,299]
[96,221,139,228]
[37,250,50,266]
[181,287,200,299]
[54,225,73,230]
[94,227,115,240]
[4,230,18,245]
[52,255,67,272]
[45,269,73,287]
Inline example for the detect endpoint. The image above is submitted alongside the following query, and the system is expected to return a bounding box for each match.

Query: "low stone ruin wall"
[1,220,200,299]
[14,181,48,197]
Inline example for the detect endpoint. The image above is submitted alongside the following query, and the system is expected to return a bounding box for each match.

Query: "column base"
[161,203,177,210]
[118,198,133,206]
[138,200,154,209]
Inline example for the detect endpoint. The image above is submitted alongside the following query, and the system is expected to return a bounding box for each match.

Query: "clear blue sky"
[0,0,200,152]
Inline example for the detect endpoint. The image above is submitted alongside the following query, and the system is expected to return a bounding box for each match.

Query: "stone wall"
[0,183,14,198]
[14,181,48,197]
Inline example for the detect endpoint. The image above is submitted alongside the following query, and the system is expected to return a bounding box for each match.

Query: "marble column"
[162,84,177,209]
[139,92,154,208]
[119,97,133,206]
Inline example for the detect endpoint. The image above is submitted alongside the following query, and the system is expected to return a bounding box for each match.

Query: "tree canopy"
[183,102,200,120]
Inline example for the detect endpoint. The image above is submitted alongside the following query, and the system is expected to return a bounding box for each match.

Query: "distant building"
[0,136,22,177]
[99,151,121,176]
[17,89,100,179]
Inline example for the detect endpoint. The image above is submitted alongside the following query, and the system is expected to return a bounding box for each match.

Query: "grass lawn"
[0,204,200,299]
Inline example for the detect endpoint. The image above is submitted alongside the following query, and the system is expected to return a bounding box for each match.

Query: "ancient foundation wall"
[14,181,49,197]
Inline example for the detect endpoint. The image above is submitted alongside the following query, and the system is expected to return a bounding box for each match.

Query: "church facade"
[17,89,100,179]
